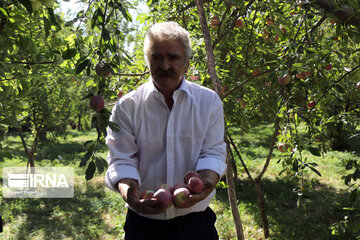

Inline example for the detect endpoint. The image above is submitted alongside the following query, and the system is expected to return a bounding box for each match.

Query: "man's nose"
[160,58,171,70]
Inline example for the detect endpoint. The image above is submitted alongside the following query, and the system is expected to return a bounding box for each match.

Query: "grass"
[0,127,359,239]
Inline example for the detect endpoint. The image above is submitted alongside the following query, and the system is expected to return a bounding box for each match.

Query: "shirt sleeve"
[196,94,227,177]
[105,100,141,191]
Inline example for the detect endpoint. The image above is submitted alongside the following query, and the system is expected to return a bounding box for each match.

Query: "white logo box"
[3,167,74,198]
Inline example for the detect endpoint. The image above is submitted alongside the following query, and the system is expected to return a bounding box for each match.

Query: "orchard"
[0,0,359,239]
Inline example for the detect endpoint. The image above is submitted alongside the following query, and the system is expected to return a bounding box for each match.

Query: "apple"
[304,71,311,78]
[184,171,201,183]
[189,75,199,81]
[157,184,172,192]
[325,64,333,70]
[236,18,243,28]
[153,188,173,209]
[278,72,291,86]
[95,61,111,78]
[117,90,124,98]
[173,187,191,207]
[356,82,360,90]
[266,18,274,26]
[171,182,187,194]
[140,190,155,199]
[90,95,104,112]
[252,69,261,77]
[296,72,305,79]
[278,143,288,153]
[274,35,279,42]
[210,16,220,28]
[187,176,204,194]
[236,98,246,109]
[307,100,316,109]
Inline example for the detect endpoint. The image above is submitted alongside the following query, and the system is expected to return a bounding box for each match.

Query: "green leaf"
[309,166,321,177]
[95,157,104,174]
[118,3,132,21]
[1,116,20,128]
[108,121,120,132]
[85,161,96,180]
[62,48,77,60]
[18,0,33,14]
[75,59,90,74]
[79,151,92,167]
[353,168,360,181]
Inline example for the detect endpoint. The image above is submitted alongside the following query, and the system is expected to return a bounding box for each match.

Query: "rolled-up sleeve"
[196,96,227,177]
[105,100,141,191]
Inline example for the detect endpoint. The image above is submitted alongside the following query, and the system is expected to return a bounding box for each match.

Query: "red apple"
[117,90,124,98]
[236,18,243,28]
[189,75,199,81]
[252,69,261,77]
[95,62,111,78]
[210,16,220,28]
[187,176,204,194]
[304,71,311,78]
[153,188,173,209]
[278,143,288,152]
[184,171,201,183]
[90,95,104,112]
[158,184,172,192]
[140,190,155,199]
[307,101,316,109]
[296,72,305,79]
[171,182,187,194]
[356,82,360,90]
[173,187,191,207]
[278,72,291,86]
[266,18,274,26]
[325,64,333,70]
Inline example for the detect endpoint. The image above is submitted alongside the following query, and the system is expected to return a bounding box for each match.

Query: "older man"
[105,21,227,240]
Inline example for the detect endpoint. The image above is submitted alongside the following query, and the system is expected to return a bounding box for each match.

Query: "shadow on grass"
[1,178,125,239]
[215,177,351,240]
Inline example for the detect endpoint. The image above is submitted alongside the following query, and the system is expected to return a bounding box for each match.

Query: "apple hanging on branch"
[278,143,288,152]
[90,95,105,112]
[307,100,316,109]
[210,16,220,28]
[95,61,113,78]
[356,82,360,90]
[278,72,291,86]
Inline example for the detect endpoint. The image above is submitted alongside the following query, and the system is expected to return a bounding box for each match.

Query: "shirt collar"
[144,77,193,100]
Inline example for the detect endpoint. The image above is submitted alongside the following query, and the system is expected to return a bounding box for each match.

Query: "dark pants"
[124,207,219,240]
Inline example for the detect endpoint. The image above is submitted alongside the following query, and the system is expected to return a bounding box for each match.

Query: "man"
[105,21,227,240]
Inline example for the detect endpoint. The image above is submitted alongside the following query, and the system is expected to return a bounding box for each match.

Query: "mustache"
[155,70,176,79]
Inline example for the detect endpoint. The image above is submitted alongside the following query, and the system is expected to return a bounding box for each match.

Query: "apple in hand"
[153,188,173,210]
[173,187,191,207]
[140,190,155,199]
[171,182,187,194]
[184,171,201,183]
[187,176,204,194]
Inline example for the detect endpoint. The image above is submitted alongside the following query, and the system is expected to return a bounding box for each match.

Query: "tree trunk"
[254,180,269,238]
[195,1,245,239]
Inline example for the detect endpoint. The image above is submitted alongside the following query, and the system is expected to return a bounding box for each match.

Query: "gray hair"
[143,21,192,65]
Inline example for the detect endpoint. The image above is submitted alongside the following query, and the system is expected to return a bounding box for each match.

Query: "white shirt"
[105,78,227,220]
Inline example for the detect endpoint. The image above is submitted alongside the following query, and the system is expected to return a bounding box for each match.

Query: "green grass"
[0,128,359,239]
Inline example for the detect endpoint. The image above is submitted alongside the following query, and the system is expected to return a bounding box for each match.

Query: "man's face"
[148,39,189,94]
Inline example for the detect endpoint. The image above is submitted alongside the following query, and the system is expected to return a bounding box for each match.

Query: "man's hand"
[117,178,165,214]
[174,170,219,209]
